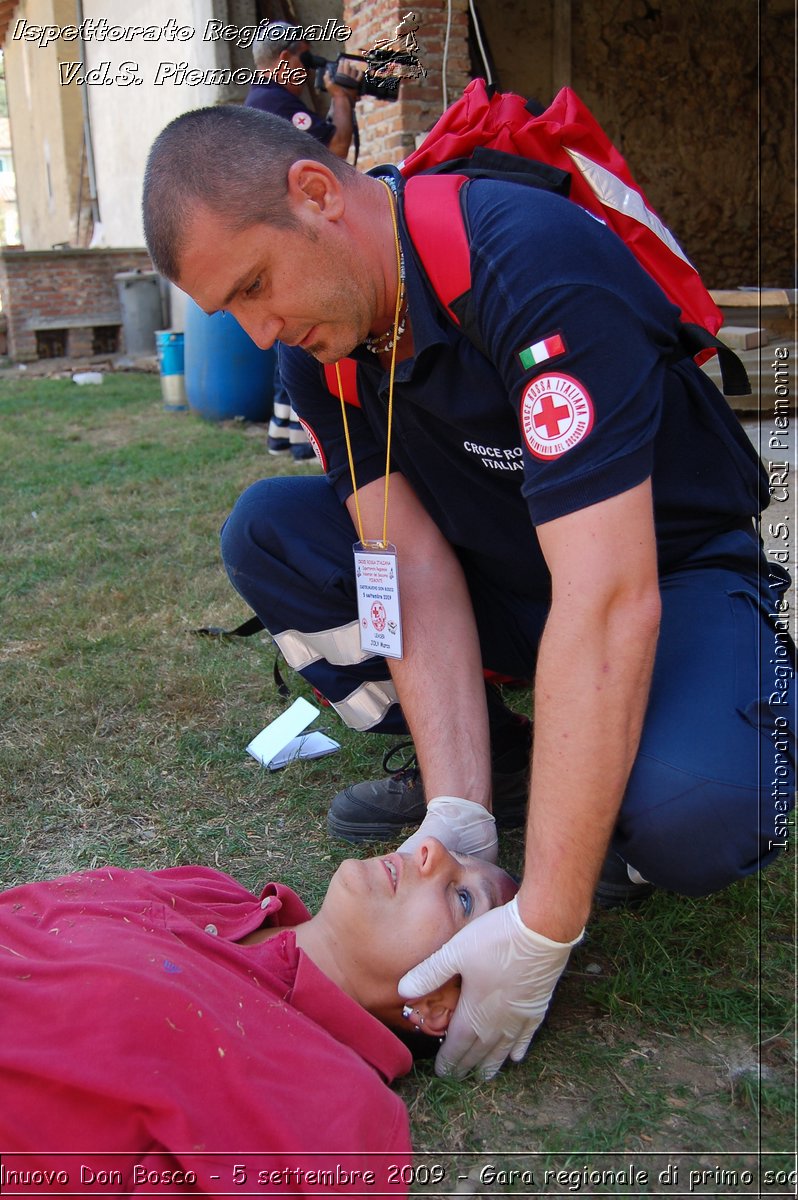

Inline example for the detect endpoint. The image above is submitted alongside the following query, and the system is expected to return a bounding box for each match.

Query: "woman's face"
[317,838,518,1026]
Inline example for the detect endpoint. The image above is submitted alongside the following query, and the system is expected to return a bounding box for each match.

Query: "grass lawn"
[0,371,794,1195]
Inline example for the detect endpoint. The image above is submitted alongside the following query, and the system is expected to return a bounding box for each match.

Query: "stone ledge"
[718,325,769,350]
[710,288,796,308]
[26,314,121,331]
[0,246,151,262]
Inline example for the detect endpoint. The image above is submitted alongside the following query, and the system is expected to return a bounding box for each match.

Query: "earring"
[401,1004,425,1031]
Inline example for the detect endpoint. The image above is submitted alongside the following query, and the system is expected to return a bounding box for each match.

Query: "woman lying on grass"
[0,838,516,1196]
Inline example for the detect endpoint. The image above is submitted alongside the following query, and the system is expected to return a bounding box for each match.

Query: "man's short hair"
[141,105,351,281]
[252,21,305,68]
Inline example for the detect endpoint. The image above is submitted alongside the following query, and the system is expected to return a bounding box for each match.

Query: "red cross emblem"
[533,395,572,439]
[520,373,594,460]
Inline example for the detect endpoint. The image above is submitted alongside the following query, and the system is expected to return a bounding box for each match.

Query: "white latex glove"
[397,796,498,863]
[399,896,582,1079]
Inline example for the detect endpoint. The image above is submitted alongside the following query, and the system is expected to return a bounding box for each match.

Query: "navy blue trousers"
[221,475,795,897]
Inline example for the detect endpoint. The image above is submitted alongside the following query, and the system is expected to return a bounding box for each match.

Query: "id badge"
[354,541,403,659]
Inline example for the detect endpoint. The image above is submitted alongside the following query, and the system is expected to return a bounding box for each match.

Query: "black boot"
[327,684,531,843]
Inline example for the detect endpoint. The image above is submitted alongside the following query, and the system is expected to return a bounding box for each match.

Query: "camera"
[299,50,405,102]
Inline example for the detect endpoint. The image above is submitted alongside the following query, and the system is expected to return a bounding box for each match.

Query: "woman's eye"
[244,277,261,297]
[457,887,474,918]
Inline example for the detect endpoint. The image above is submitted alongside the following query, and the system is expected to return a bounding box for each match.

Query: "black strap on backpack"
[194,616,291,699]
[194,615,265,640]
[674,324,751,397]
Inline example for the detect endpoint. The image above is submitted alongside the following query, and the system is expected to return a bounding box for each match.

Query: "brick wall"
[0,247,152,361]
[345,0,471,170]
[571,0,775,288]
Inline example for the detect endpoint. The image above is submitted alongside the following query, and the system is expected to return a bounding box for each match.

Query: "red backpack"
[325,79,748,403]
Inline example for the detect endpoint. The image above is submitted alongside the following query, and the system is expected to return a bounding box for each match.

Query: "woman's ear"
[410,978,460,1039]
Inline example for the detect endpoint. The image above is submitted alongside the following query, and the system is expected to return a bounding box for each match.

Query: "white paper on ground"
[246,696,340,770]
[261,730,340,769]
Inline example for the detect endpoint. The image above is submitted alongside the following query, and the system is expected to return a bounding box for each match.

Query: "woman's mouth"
[382,857,399,892]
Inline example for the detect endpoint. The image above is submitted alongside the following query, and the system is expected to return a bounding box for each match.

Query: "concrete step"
[718,325,769,351]
[710,288,796,339]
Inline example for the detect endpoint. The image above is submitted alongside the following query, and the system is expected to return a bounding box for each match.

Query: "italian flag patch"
[518,333,566,370]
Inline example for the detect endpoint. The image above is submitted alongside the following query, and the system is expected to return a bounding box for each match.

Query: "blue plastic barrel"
[184,300,275,422]
[155,330,187,411]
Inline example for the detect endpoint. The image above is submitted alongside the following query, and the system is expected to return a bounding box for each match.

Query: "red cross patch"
[292,112,313,131]
[520,373,594,460]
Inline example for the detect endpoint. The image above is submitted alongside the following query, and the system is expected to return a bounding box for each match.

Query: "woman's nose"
[415,836,449,875]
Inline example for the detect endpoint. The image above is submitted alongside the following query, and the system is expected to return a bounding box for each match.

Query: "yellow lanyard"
[334,179,403,549]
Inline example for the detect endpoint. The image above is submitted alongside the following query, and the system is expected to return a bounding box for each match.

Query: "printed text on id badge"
[353,541,403,659]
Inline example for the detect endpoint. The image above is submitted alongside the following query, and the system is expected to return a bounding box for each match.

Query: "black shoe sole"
[327,803,526,843]
[593,880,655,909]
[326,811,420,843]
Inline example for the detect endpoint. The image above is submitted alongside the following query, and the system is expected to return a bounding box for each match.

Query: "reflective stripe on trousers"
[272,623,398,732]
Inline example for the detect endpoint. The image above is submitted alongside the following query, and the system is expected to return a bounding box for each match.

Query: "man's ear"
[286,160,344,220]
[413,978,460,1039]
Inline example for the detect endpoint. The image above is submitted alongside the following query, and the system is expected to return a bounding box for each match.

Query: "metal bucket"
[155,329,187,411]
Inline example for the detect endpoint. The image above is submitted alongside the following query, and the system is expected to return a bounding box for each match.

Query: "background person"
[245,22,362,460]
[141,106,795,1085]
[245,22,361,159]
[0,840,516,1194]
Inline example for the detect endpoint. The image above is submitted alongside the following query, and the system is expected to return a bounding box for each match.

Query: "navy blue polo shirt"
[244,81,333,144]
[282,176,765,585]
